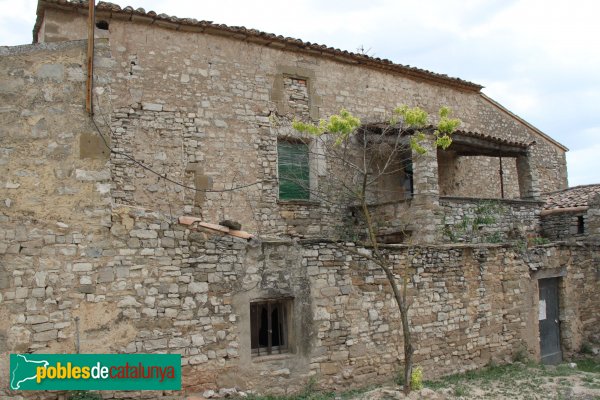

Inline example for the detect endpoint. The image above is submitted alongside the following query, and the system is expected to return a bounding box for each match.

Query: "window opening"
[250,299,290,356]
[278,140,310,200]
[577,215,585,234]
[402,156,414,198]
[96,20,109,30]
[283,76,310,119]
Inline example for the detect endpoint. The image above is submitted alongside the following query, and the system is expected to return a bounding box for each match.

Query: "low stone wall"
[439,197,542,243]
[2,206,598,398]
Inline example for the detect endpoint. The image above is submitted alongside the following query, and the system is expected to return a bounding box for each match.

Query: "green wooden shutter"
[278,141,310,200]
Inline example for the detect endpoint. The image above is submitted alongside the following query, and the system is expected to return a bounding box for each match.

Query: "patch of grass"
[557,377,572,386]
[530,236,550,246]
[338,385,377,400]
[424,362,529,392]
[582,375,600,390]
[543,364,578,377]
[453,384,470,397]
[424,380,446,390]
[252,358,600,400]
[424,359,598,398]
[580,342,594,355]
[244,379,375,400]
[246,392,335,400]
[576,358,600,373]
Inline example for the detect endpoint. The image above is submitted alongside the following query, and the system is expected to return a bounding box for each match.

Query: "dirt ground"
[349,358,600,400]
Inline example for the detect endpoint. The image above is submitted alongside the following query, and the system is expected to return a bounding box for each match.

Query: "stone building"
[541,184,600,240]
[0,0,598,398]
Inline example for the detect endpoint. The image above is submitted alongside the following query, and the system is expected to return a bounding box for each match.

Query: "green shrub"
[530,236,550,246]
[580,342,593,355]
[513,346,529,363]
[411,366,424,390]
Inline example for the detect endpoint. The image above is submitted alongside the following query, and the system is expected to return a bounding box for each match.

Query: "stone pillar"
[587,193,600,241]
[409,136,440,243]
[516,153,540,200]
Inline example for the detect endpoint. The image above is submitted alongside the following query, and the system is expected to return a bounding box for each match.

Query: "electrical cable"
[89,110,264,193]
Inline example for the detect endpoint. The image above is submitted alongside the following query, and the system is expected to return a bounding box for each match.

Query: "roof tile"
[34,0,483,91]
[543,184,600,210]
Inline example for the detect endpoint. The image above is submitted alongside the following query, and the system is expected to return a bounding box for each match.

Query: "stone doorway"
[538,277,562,364]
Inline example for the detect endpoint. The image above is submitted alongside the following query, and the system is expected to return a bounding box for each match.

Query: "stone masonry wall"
[541,212,587,241]
[2,200,598,398]
[588,194,600,240]
[0,40,113,231]
[540,194,600,242]
[439,197,542,243]
[523,244,600,356]
[35,12,568,240]
[365,197,542,244]
[438,151,521,199]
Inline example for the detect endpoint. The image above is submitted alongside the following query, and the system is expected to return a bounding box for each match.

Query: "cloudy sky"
[1,0,598,187]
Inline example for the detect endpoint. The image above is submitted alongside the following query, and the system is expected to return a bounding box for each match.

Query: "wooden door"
[538,278,562,364]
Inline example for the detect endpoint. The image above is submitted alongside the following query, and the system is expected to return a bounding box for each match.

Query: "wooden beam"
[86,0,95,115]
[540,206,588,216]
[449,135,528,157]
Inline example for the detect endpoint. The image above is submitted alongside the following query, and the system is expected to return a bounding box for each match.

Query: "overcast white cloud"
[1,0,598,187]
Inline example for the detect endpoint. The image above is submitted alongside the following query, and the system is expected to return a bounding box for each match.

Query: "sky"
[1,0,598,187]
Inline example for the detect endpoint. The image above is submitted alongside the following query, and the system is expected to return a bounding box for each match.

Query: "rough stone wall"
[311,243,533,380]
[439,197,542,243]
[523,244,600,357]
[283,77,310,121]
[37,8,89,43]
[588,194,600,240]
[0,40,112,230]
[438,151,520,199]
[541,212,587,240]
[2,200,598,399]
[365,197,541,244]
[33,13,568,240]
[570,246,600,344]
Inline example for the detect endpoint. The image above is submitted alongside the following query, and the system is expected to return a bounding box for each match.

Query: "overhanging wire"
[89,109,263,193]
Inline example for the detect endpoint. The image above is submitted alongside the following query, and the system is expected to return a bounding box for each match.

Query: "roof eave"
[33,0,483,92]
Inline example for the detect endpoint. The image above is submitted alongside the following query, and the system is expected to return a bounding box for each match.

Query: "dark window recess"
[402,156,414,198]
[278,141,310,200]
[250,300,290,356]
[577,215,585,234]
[96,20,109,30]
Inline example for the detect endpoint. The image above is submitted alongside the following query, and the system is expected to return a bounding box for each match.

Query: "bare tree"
[282,106,460,393]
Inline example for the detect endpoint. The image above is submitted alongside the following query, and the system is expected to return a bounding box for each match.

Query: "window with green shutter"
[277,141,310,200]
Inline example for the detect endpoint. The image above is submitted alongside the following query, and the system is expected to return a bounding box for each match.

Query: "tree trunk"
[380,263,414,393]
[361,201,414,393]
[401,302,413,394]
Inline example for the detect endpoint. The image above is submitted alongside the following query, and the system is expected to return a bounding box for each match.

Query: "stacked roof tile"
[33,0,483,91]
[543,184,600,210]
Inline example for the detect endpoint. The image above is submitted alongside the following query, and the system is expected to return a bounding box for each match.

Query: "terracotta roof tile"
[453,130,530,148]
[34,0,483,91]
[178,216,254,240]
[542,184,600,210]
